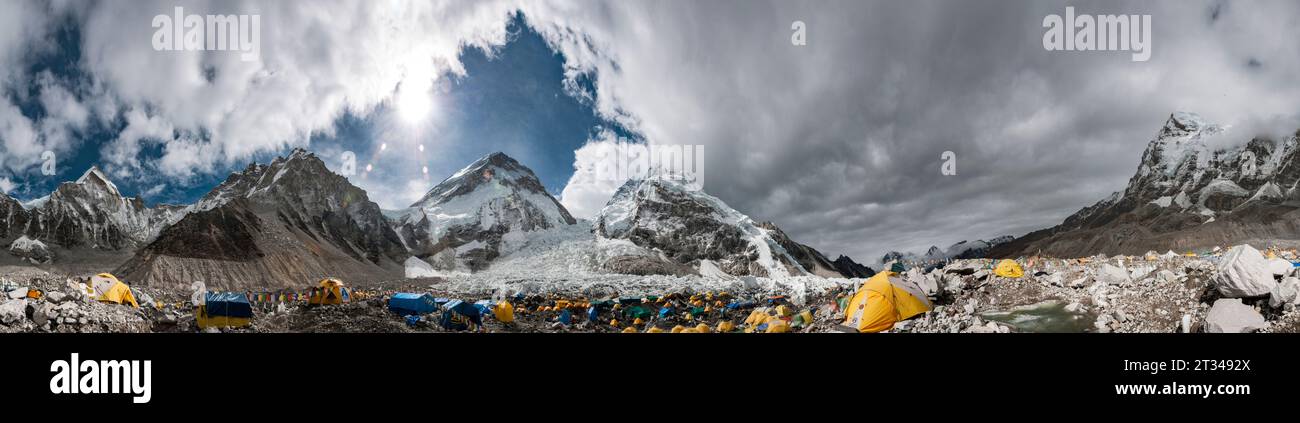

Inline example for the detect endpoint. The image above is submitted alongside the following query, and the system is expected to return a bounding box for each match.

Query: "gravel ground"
[3,252,1297,333]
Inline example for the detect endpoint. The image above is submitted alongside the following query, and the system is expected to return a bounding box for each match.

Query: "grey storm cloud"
[2,0,1299,264]
[551,0,1300,262]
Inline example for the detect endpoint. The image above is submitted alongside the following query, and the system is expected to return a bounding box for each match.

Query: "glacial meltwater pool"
[979,300,1096,333]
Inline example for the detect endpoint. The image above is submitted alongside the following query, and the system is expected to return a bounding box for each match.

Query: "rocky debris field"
[899,245,1300,333]
[0,281,152,333]
[3,244,1299,333]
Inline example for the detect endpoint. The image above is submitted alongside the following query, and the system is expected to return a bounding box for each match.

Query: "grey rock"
[45,291,67,303]
[1099,264,1130,285]
[5,288,27,299]
[0,299,28,324]
[30,304,49,326]
[1205,298,1267,333]
[1269,277,1300,308]
[1214,245,1277,297]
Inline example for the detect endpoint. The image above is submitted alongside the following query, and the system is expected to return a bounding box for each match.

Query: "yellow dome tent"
[493,301,515,323]
[842,271,932,333]
[308,278,350,305]
[993,259,1024,278]
[87,273,140,308]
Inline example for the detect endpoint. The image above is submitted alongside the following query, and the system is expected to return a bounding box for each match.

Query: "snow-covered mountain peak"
[394,152,576,271]
[595,177,816,278]
[412,151,554,209]
[194,148,349,213]
[878,236,1013,265]
[1160,112,1213,137]
[1145,112,1225,177]
[19,165,185,250]
[994,113,1300,257]
[73,165,123,198]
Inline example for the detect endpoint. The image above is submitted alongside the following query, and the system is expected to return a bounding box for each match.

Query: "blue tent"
[205,292,253,318]
[388,293,438,316]
[439,299,484,330]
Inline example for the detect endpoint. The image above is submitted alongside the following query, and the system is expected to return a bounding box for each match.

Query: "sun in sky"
[395,76,435,125]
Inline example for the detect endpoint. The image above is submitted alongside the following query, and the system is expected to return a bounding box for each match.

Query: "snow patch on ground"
[698,259,733,279]
[1174,191,1192,209]
[404,256,467,279]
[1247,182,1283,203]
[1197,179,1249,207]
[8,236,46,252]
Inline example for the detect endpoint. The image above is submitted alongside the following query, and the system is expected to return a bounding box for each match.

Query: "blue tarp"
[439,299,484,330]
[205,292,253,318]
[473,300,494,315]
[389,293,438,316]
[726,300,754,310]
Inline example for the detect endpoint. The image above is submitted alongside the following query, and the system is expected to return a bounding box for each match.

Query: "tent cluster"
[517,291,818,333]
[383,293,495,331]
[194,277,371,330]
[377,290,832,333]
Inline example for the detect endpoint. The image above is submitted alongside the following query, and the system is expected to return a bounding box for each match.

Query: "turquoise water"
[979,300,1096,333]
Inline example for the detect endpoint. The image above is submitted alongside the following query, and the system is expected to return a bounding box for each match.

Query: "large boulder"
[1269,277,1300,308]
[1214,245,1276,297]
[45,291,67,303]
[1204,299,1267,333]
[1267,258,1293,277]
[1098,264,1130,285]
[0,299,28,325]
[908,268,942,298]
[5,288,28,300]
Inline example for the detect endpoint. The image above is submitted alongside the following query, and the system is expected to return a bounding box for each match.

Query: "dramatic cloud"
[559,131,639,219]
[77,0,521,184]
[535,0,1300,261]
